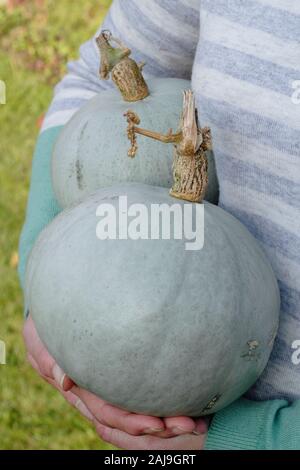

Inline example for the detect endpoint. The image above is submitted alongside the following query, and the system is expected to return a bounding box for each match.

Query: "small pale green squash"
[52,79,218,208]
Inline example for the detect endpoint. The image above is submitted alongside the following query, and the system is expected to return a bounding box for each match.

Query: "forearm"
[205,398,300,450]
[18,127,62,291]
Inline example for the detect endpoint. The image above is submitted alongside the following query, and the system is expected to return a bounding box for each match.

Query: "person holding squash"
[20,0,300,450]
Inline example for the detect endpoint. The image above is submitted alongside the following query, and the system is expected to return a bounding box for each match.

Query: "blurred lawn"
[0,0,116,450]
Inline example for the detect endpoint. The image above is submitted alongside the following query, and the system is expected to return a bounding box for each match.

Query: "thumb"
[52,363,75,391]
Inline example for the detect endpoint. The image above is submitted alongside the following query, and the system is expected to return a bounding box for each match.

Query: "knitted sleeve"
[205,398,300,450]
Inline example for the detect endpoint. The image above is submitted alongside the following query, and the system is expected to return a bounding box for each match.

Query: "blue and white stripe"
[42,0,300,402]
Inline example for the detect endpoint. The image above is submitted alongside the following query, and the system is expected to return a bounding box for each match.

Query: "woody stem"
[96,31,149,102]
[132,127,183,145]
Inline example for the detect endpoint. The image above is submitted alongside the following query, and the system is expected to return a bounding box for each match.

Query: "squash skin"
[52,78,219,209]
[25,184,279,417]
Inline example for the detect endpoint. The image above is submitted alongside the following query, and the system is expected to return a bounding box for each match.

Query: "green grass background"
[0,0,116,450]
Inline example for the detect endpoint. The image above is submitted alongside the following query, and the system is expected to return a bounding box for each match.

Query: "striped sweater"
[19,0,300,449]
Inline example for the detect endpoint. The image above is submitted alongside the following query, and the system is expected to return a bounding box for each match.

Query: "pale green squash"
[52,78,219,208]
[25,184,279,417]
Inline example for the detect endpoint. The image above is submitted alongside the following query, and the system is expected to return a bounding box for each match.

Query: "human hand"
[72,387,208,446]
[24,315,208,446]
[95,421,207,450]
[23,315,93,420]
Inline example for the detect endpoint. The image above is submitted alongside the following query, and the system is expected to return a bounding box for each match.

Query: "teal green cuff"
[18,126,63,319]
[204,398,272,450]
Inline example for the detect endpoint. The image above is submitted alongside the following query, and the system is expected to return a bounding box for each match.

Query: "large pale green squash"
[25,184,279,417]
[52,79,218,208]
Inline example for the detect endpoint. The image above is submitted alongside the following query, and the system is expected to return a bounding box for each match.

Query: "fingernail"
[75,398,94,421]
[52,364,66,389]
[144,427,164,434]
[171,426,188,435]
[193,421,207,435]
